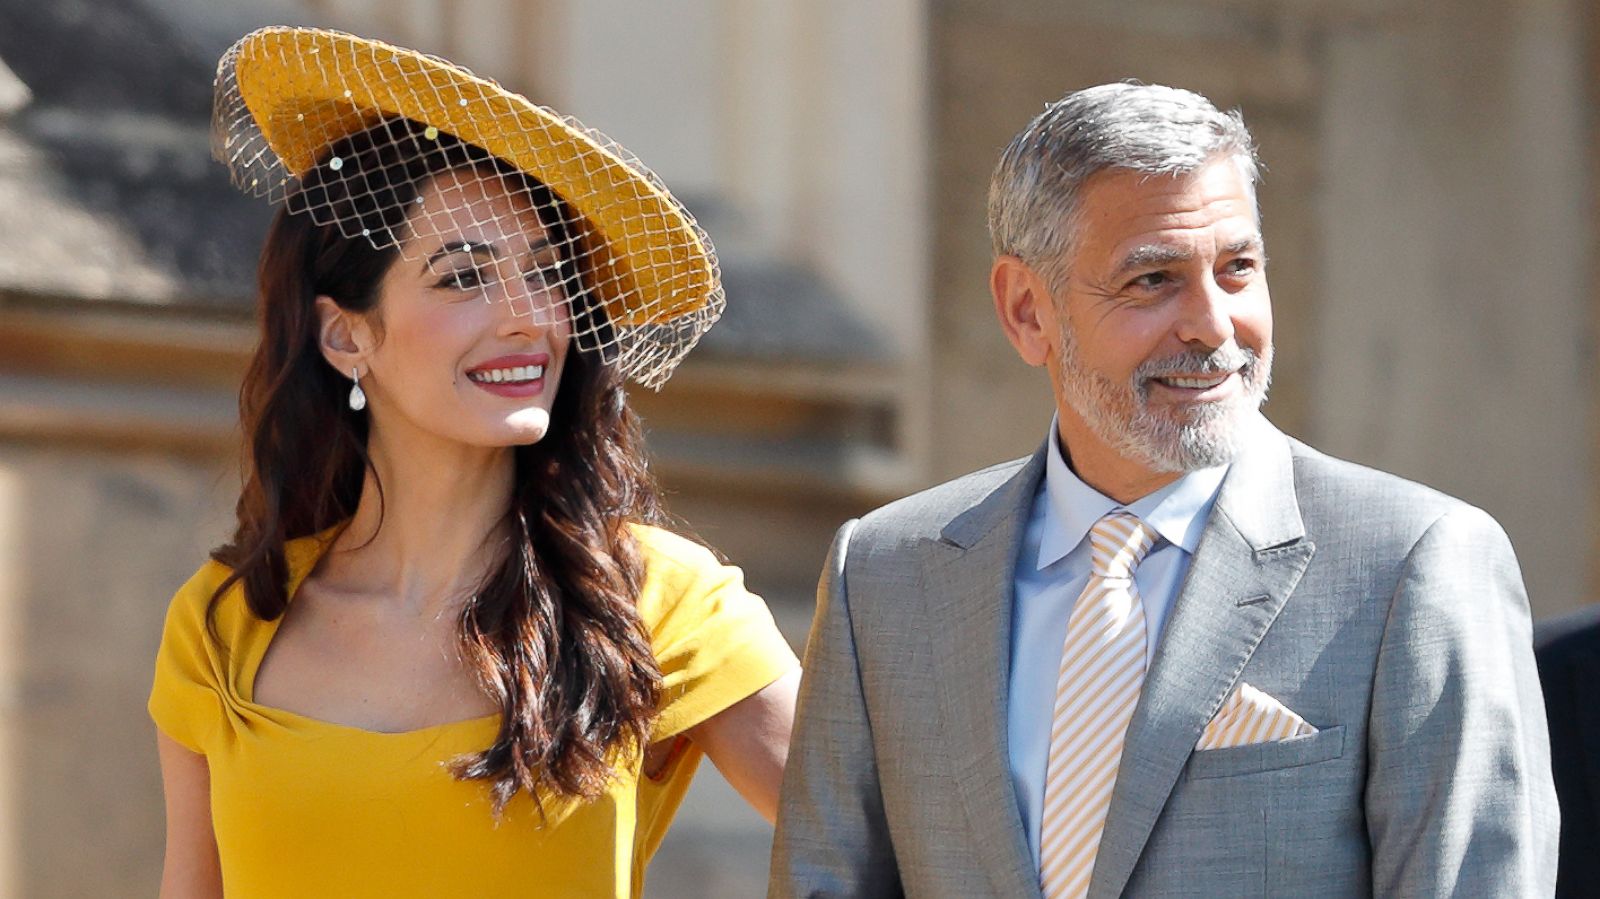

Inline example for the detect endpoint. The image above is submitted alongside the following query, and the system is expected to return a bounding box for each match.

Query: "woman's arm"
[155,732,223,898]
[684,668,801,824]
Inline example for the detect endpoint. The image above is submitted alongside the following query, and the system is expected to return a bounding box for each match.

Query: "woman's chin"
[499,408,552,444]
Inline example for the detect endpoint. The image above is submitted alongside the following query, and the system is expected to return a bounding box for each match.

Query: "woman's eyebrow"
[426,241,502,268]
[425,236,554,269]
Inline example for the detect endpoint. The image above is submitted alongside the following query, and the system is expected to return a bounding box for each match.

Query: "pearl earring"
[348,368,367,411]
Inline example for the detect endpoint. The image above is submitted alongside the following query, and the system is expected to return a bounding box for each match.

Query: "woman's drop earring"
[348,368,367,411]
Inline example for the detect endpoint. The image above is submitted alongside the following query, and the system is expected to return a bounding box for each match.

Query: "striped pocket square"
[1195,682,1317,751]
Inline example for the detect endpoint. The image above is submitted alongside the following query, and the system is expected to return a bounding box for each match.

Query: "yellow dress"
[148,524,799,898]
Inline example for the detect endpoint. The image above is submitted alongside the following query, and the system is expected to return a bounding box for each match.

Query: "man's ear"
[314,295,372,377]
[990,255,1057,368]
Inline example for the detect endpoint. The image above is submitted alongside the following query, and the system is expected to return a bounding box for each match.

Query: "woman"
[149,27,799,897]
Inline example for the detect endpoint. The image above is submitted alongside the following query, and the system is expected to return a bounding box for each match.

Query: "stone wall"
[0,444,235,896]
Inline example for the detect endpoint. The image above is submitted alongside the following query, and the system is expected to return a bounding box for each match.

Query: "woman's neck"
[327,423,517,615]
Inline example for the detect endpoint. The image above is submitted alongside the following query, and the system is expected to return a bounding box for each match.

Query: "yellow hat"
[213,26,721,388]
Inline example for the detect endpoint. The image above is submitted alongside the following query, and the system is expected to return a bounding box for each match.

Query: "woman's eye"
[523,259,569,290]
[439,268,485,290]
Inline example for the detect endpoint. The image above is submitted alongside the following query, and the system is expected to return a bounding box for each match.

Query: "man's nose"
[1174,275,1236,349]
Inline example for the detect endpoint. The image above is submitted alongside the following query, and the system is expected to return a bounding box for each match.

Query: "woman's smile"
[465,353,551,398]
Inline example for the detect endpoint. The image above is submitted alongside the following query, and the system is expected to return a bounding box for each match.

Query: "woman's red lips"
[466,353,551,396]
[467,353,549,375]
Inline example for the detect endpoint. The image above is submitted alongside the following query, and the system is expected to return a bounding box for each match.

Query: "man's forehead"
[1073,165,1259,257]
[1079,157,1254,213]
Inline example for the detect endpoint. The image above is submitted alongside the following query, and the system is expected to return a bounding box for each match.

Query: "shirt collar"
[1036,417,1230,571]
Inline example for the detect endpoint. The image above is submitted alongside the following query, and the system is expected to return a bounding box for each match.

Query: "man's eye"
[1225,258,1258,275]
[1130,271,1169,290]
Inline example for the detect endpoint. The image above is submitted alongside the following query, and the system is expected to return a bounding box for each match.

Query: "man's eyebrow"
[1221,234,1265,255]
[1111,234,1265,277]
[1114,244,1193,276]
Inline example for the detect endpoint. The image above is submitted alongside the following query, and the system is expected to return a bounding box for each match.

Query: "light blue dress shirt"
[1007,421,1229,866]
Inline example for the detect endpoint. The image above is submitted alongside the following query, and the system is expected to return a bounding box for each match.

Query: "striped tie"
[1038,511,1157,899]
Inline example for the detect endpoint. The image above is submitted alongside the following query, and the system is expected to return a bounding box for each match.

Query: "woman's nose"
[494,276,566,336]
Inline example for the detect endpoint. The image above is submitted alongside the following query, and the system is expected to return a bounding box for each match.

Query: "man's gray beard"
[1057,330,1272,474]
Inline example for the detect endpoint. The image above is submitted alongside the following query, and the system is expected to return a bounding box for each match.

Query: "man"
[770,83,1557,898]
[1534,605,1600,896]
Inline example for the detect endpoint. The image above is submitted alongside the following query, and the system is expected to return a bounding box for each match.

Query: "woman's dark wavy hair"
[209,117,665,815]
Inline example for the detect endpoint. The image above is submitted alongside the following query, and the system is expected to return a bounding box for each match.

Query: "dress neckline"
[236,525,501,738]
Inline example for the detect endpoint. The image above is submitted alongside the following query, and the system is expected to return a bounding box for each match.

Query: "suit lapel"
[925,448,1047,899]
[1088,418,1316,899]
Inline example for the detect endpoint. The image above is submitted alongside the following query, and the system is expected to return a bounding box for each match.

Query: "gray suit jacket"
[771,417,1557,898]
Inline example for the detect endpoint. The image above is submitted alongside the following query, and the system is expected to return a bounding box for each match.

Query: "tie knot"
[1088,512,1157,580]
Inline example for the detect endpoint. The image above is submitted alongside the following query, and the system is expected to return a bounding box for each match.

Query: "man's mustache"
[1135,343,1260,381]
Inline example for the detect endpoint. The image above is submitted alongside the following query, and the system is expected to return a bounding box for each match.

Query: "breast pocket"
[1184,725,1346,780]
[1133,725,1361,897]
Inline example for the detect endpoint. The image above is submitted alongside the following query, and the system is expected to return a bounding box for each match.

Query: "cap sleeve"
[148,561,231,754]
[632,526,799,741]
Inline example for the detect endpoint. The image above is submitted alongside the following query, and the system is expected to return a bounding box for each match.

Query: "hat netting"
[212,26,722,389]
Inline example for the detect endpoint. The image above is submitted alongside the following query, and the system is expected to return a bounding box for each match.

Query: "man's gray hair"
[987,82,1260,290]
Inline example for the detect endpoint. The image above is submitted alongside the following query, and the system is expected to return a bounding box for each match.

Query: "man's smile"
[1146,370,1242,403]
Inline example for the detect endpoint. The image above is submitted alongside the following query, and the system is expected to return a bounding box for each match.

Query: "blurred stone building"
[0,0,1592,895]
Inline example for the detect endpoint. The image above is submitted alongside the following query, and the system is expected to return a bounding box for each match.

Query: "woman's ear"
[315,295,372,376]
